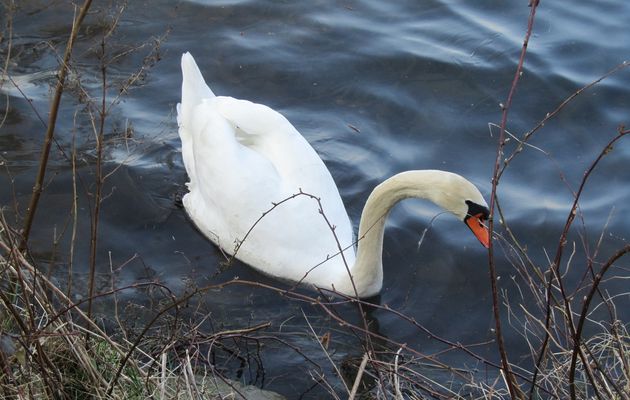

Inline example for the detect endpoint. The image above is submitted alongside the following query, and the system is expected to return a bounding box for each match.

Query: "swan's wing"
[191,96,340,231]
[212,96,332,188]
[177,58,356,284]
[182,98,284,247]
[213,97,296,140]
[208,97,357,275]
[188,98,282,193]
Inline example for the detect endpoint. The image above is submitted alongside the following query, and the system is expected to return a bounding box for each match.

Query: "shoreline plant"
[0,1,628,398]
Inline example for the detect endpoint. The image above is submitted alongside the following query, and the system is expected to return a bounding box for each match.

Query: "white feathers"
[177,53,487,298]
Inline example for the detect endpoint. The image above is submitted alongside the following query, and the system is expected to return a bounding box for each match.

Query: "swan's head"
[394,170,490,248]
[364,170,491,249]
[463,199,490,248]
[434,172,490,248]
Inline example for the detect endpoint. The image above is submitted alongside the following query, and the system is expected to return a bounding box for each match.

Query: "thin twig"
[86,34,108,326]
[533,127,629,400]
[20,0,93,250]
[348,352,370,400]
[487,2,541,399]
[497,60,629,181]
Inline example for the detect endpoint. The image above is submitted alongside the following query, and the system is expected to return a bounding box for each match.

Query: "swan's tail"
[178,52,215,127]
[178,52,215,190]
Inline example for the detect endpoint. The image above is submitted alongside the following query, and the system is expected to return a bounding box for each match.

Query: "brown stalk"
[85,36,107,325]
[0,232,142,365]
[530,128,629,400]
[487,1,541,399]
[566,129,629,398]
[19,0,93,250]
[497,61,629,181]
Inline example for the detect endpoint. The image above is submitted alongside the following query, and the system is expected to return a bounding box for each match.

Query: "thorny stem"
[0,229,147,385]
[223,189,378,382]
[497,61,629,182]
[568,243,630,400]
[20,0,93,250]
[488,2,540,399]
[86,36,107,325]
[563,129,628,398]
[530,128,628,400]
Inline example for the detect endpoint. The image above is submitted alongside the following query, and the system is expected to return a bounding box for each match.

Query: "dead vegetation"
[0,1,629,399]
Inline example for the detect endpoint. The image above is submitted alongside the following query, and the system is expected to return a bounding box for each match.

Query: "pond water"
[1,0,629,397]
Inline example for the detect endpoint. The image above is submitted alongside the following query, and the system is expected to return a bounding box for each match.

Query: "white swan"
[177,52,489,298]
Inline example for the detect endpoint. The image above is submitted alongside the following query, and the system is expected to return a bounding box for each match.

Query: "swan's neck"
[340,170,464,297]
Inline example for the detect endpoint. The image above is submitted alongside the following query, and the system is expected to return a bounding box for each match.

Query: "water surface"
[1,1,629,397]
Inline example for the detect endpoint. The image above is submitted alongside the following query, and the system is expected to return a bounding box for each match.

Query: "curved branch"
[568,244,630,397]
[488,2,540,398]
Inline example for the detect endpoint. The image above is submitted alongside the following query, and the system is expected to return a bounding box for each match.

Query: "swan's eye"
[465,200,489,223]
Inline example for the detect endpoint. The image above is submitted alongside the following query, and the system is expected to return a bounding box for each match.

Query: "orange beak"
[465,213,490,248]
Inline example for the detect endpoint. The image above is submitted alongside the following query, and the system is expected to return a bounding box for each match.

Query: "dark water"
[2,0,629,397]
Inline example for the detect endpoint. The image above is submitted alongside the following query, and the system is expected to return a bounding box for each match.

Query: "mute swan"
[177,52,489,298]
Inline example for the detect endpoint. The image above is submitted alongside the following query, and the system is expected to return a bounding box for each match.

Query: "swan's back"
[177,53,355,287]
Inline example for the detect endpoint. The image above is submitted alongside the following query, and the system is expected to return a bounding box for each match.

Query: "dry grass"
[1,218,288,399]
[1,1,629,399]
